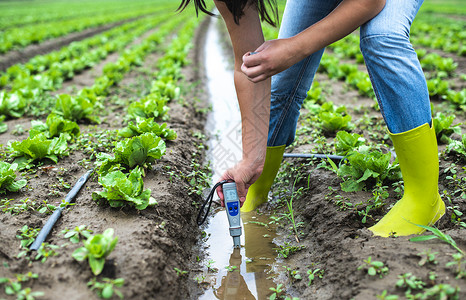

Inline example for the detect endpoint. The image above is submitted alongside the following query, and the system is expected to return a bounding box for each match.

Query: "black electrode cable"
[197,179,233,226]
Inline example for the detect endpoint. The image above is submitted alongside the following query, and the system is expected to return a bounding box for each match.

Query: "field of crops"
[0,0,465,299]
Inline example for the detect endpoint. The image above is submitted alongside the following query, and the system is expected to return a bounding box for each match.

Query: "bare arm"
[214,0,270,205]
[242,0,386,82]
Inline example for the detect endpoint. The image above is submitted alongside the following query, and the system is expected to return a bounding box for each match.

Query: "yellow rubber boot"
[369,123,445,237]
[241,145,286,212]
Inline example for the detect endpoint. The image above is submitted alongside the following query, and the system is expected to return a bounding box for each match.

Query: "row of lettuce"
[1,7,202,299]
[0,10,199,211]
[0,0,170,30]
[0,0,179,54]
[0,10,178,130]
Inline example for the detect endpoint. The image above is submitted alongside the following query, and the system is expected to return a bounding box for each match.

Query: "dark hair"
[177,0,278,27]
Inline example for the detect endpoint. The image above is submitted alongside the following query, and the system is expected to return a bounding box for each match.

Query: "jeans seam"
[269,56,311,146]
[362,56,386,126]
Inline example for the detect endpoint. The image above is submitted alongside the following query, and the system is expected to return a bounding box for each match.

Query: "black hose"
[29,168,94,251]
[283,153,345,161]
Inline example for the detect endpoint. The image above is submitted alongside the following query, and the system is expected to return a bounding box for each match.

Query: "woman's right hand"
[216,158,264,207]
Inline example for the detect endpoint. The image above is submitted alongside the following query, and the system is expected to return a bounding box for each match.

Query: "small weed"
[395,273,425,293]
[206,259,217,273]
[283,266,302,281]
[62,225,93,244]
[193,275,206,284]
[269,283,284,300]
[446,253,466,279]
[16,225,39,249]
[358,257,389,278]
[225,265,237,272]
[376,290,399,300]
[0,272,43,300]
[418,249,438,266]
[34,243,59,263]
[174,267,188,277]
[307,268,324,286]
[88,277,124,299]
[275,242,305,259]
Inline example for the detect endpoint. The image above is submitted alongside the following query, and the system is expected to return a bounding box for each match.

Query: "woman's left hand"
[241,38,301,83]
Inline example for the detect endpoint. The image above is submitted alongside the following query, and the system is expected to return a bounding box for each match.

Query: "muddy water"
[200,16,278,300]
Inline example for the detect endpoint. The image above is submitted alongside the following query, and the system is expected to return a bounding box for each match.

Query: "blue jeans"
[268,0,431,147]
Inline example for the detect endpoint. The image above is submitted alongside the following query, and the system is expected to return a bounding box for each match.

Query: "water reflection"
[200,12,278,300]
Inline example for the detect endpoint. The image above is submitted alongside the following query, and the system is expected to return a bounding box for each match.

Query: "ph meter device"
[223,182,242,248]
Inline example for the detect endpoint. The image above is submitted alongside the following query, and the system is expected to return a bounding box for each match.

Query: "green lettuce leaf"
[118,117,177,140]
[10,132,69,164]
[92,167,156,210]
[30,113,80,139]
[0,162,27,194]
[114,132,166,169]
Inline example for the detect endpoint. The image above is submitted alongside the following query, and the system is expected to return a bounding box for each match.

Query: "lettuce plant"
[72,228,118,276]
[445,133,466,161]
[433,112,461,144]
[127,93,169,121]
[9,132,69,165]
[318,102,354,134]
[92,167,156,210]
[30,113,80,139]
[337,150,400,192]
[97,132,166,175]
[0,115,7,133]
[335,131,366,155]
[118,117,176,140]
[53,94,100,123]
[0,162,27,194]
[0,91,27,118]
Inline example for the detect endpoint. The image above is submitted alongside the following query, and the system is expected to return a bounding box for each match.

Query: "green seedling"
[417,283,460,299]
[225,265,237,272]
[62,225,93,243]
[376,290,399,300]
[307,268,324,286]
[275,242,305,259]
[418,249,438,266]
[433,112,461,144]
[409,224,464,255]
[87,277,124,299]
[446,253,466,279]
[174,267,188,277]
[280,176,303,242]
[206,259,217,273]
[92,167,157,210]
[0,272,43,300]
[396,273,425,293]
[358,257,389,278]
[34,243,59,263]
[72,228,118,276]
[16,225,39,249]
[1,198,37,215]
[283,266,301,281]
[194,275,206,284]
[269,283,284,300]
